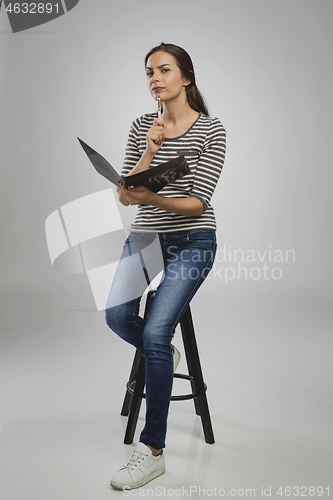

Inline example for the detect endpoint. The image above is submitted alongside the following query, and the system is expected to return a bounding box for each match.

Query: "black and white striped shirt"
[121,112,226,233]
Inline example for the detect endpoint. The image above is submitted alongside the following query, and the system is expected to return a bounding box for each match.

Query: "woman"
[105,42,226,490]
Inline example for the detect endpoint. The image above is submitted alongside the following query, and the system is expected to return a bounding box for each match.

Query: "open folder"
[77,138,190,194]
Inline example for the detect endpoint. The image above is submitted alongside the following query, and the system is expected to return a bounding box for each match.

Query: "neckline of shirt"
[155,112,202,141]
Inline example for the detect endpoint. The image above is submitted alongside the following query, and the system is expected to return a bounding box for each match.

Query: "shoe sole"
[110,465,165,490]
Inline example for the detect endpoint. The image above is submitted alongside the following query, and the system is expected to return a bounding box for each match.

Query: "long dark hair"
[144,43,209,116]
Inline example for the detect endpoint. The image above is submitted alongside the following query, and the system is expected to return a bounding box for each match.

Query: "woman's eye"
[146,71,153,77]
[162,69,170,73]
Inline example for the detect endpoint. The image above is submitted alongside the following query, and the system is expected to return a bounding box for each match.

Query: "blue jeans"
[105,229,217,449]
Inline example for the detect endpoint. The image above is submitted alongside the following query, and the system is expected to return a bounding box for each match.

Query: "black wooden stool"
[121,289,215,445]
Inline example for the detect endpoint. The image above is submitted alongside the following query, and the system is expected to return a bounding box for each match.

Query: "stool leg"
[121,350,142,416]
[180,307,215,444]
[124,354,145,444]
[181,323,201,417]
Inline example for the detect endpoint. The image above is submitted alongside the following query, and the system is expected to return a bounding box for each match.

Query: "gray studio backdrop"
[0,0,332,449]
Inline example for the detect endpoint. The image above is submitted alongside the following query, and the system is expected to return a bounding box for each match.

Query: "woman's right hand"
[146,117,165,155]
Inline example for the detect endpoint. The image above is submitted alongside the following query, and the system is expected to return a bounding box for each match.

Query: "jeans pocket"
[186,229,216,244]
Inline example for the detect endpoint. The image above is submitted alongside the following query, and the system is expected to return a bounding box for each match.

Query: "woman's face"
[146,51,189,102]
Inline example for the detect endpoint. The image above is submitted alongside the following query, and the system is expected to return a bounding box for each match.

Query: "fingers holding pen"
[154,117,165,144]
[153,117,164,128]
[146,117,165,152]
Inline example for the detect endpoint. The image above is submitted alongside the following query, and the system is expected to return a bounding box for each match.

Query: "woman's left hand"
[118,181,155,206]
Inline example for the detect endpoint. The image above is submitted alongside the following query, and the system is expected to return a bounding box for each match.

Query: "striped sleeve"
[120,117,143,176]
[190,118,226,210]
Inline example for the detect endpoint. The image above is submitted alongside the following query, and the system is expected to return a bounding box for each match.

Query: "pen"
[157,96,161,119]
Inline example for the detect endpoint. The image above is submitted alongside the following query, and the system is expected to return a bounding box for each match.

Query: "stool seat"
[120,289,215,444]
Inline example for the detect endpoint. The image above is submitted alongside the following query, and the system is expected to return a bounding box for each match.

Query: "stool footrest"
[126,373,208,401]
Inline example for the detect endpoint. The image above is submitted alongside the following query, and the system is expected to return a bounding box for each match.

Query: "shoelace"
[123,450,149,471]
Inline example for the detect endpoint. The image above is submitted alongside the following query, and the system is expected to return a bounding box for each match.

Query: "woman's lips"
[152,87,165,92]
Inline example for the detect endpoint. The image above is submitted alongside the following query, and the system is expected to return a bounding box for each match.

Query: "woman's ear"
[183,70,193,87]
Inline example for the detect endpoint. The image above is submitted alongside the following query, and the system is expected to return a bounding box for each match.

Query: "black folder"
[77,137,190,194]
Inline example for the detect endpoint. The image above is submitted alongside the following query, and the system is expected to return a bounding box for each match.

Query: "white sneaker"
[172,345,181,372]
[110,442,165,490]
